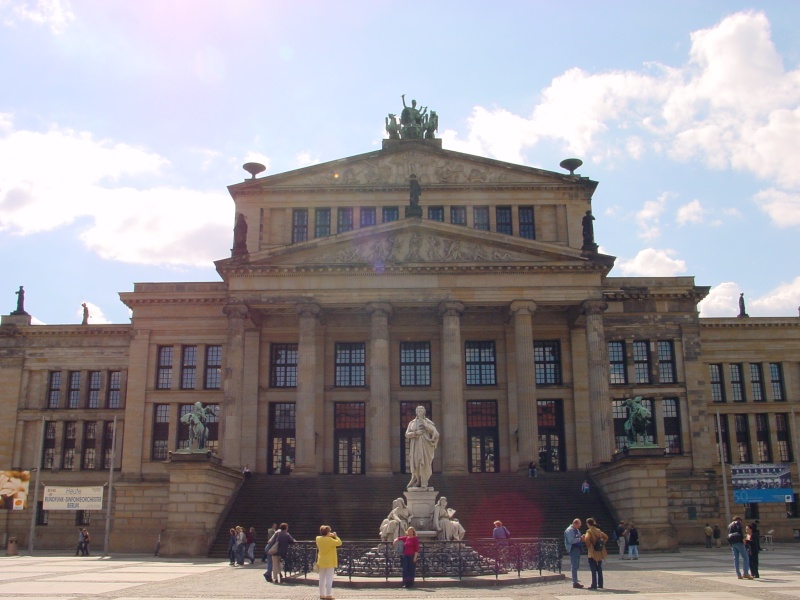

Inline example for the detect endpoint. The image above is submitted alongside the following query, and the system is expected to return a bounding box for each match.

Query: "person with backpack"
[727,516,753,579]
[582,518,608,590]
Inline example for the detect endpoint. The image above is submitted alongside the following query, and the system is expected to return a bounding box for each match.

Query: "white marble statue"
[433,496,465,541]
[379,497,412,541]
[405,405,439,489]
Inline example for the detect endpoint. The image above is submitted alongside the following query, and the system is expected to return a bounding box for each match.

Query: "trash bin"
[6,537,18,556]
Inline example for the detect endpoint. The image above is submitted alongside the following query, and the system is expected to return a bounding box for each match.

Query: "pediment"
[241,220,588,268]
[230,141,595,191]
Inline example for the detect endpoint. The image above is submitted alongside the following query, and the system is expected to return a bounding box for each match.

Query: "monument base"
[404,488,438,532]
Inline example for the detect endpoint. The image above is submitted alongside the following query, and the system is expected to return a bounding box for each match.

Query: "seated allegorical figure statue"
[433,496,465,541]
[379,497,412,541]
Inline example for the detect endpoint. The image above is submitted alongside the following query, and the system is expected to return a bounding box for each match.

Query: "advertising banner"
[732,464,793,503]
[0,470,31,510]
[43,486,104,510]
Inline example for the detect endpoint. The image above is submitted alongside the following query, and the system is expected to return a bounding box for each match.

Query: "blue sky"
[1,1,799,324]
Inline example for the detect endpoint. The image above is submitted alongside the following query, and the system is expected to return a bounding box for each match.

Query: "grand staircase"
[208,470,616,557]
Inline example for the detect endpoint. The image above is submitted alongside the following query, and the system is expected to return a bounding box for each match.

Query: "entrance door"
[334,402,365,474]
[537,399,565,472]
[467,401,499,473]
[400,401,432,474]
[268,403,296,475]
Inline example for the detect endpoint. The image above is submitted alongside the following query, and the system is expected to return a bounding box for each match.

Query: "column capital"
[509,300,537,317]
[438,301,465,318]
[581,299,609,316]
[366,302,393,318]
[295,302,321,319]
[222,304,249,319]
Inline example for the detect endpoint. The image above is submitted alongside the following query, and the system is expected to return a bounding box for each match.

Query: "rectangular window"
[270,343,298,388]
[428,206,444,222]
[152,404,170,461]
[43,421,56,469]
[715,414,731,464]
[37,502,48,525]
[769,363,785,401]
[734,414,751,463]
[337,207,353,233]
[75,510,91,526]
[87,371,101,409]
[315,208,331,238]
[496,206,512,235]
[709,364,725,403]
[776,413,793,462]
[360,207,376,227]
[450,206,466,225]
[754,413,772,463]
[663,398,682,454]
[204,346,222,390]
[292,208,308,243]
[633,341,651,384]
[180,345,197,390]
[730,364,745,402]
[608,341,627,385]
[106,371,122,408]
[473,206,490,231]
[67,371,81,409]
[519,206,535,239]
[749,363,765,402]
[465,341,497,386]
[335,342,366,387]
[534,341,562,385]
[102,421,116,469]
[657,340,677,383]
[62,421,77,469]
[400,342,431,386]
[47,371,62,409]
[382,206,399,223]
[156,346,173,390]
[82,422,97,470]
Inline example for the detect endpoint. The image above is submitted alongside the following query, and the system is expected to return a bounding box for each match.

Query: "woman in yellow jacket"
[315,525,342,600]
[582,517,609,590]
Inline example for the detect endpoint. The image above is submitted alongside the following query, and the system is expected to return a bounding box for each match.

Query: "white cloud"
[294,152,320,168]
[77,300,110,325]
[676,199,705,225]
[2,0,74,34]
[0,120,230,267]
[753,188,800,227]
[635,193,669,240]
[616,248,686,277]
[699,281,740,317]
[751,276,800,317]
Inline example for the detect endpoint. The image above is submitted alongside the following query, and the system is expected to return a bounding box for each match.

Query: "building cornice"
[700,318,800,329]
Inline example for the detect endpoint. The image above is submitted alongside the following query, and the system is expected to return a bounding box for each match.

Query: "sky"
[1,0,800,325]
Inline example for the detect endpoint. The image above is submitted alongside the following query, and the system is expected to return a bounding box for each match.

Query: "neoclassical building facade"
[1,134,798,553]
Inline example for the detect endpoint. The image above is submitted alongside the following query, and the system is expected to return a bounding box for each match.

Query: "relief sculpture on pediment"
[304,232,523,265]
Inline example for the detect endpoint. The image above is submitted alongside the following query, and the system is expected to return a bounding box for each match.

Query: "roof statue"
[12,286,27,315]
[388,95,438,140]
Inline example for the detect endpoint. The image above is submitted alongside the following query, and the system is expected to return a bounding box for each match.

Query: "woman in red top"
[395,526,420,588]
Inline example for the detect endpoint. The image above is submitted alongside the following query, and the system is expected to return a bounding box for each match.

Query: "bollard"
[6,537,18,556]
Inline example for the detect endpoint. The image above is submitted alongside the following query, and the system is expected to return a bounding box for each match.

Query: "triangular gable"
[230,141,596,191]
[238,219,588,268]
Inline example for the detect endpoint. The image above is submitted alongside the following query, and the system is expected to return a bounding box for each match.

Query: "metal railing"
[281,538,562,581]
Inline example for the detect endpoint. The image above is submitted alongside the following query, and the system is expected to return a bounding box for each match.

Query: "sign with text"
[732,464,793,504]
[0,470,31,510]
[43,486,104,510]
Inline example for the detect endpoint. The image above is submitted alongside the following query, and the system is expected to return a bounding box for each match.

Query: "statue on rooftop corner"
[405,405,439,490]
[423,110,438,139]
[385,113,400,139]
[738,293,749,318]
[13,286,26,314]
[582,210,597,252]
[232,213,248,258]
[81,303,89,325]
[180,402,216,451]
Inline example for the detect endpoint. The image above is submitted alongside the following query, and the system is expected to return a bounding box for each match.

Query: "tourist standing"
[75,528,86,556]
[396,526,420,588]
[727,516,753,579]
[746,523,760,578]
[81,529,91,556]
[583,517,608,590]
[234,525,246,565]
[713,523,722,548]
[704,523,713,548]
[246,527,256,564]
[564,518,584,589]
[269,523,296,584]
[615,521,628,558]
[227,528,236,565]
[492,520,511,545]
[627,522,640,559]
[315,525,342,600]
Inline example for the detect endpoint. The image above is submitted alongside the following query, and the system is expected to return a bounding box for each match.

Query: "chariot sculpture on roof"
[386,95,438,140]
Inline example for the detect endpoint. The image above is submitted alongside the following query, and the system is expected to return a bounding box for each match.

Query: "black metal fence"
[282,538,562,581]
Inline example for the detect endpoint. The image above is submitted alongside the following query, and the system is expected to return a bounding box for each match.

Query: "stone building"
[1,118,799,554]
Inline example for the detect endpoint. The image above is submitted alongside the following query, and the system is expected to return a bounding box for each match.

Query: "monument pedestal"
[404,488,438,532]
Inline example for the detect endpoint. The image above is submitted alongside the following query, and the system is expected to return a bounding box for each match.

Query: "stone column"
[221,304,248,469]
[293,303,320,476]
[582,299,613,464]
[510,300,538,472]
[367,302,393,475]
[121,328,150,474]
[439,301,468,474]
